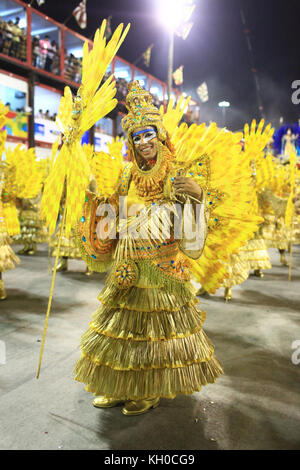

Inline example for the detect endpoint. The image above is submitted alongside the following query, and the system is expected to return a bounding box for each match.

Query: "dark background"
[24,0,300,131]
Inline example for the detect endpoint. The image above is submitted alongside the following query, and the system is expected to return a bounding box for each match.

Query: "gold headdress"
[121,81,168,146]
[121,81,175,197]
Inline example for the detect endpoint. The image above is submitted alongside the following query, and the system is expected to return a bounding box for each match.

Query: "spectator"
[18,28,26,61]
[45,39,58,72]
[64,53,82,82]
[39,35,51,69]
[32,36,40,67]
[0,21,6,52]
[51,53,60,75]
[3,20,13,56]
[11,17,21,58]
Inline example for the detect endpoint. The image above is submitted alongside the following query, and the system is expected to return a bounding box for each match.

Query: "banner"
[142,44,154,67]
[34,118,60,143]
[73,0,87,29]
[105,16,112,40]
[197,82,209,102]
[175,21,194,40]
[173,65,184,86]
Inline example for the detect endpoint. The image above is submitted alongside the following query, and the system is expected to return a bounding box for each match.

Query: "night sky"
[23,0,300,131]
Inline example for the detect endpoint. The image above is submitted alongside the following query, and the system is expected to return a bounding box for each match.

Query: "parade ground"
[0,245,299,451]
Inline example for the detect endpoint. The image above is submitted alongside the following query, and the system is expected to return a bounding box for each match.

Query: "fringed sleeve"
[76,190,118,272]
[178,193,208,260]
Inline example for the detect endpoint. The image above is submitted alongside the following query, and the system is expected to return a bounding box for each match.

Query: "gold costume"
[40,26,267,412]
[0,195,20,299]
[258,188,289,265]
[73,82,223,401]
[13,198,48,254]
[51,221,82,260]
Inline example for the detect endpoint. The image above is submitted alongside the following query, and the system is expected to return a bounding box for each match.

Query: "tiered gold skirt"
[291,214,300,245]
[74,267,223,400]
[13,209,48,245]
[0,226,20,272]
[259,214,288,250]
[241,237,272,271]
[51,224,82,259]
[222,236,271,288]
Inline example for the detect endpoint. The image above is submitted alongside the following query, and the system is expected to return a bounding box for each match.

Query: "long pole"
[28,71,35,148]
[167,30,174,104]
[36,202,67,378]
[288,208,295,281]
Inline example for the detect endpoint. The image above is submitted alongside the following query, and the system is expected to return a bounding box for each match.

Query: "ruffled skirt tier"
[74,275,223,400]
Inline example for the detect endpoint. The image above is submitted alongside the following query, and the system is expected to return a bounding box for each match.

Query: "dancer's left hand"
[174,177,203,200]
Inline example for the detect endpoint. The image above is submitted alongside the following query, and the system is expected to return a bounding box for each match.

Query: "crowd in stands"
[0,20,82,83]
[35,109,57,121]
[0,17,26,61]
[32,35,82,82]
[1,18,191,120]
[32,35,60,74]
[64,53,82,83]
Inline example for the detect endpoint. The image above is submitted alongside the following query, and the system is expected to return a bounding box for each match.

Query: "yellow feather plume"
[41,21,130,236]
[159,95,190,138]
[107,136,125,159]
[1,145,43,236]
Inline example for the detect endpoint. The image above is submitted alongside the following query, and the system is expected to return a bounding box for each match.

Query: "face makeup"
[132,127,158,163]
[132,128,157,145]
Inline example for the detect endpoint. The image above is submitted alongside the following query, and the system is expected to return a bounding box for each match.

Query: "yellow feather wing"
[90,149,124,198]
[2,145,43,235]
[159,95,190,137]
[107,136,125,159]
[165,111,265,293]
[41,21,130,236]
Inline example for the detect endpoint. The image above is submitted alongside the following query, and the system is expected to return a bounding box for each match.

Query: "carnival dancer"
[74,81,224,414]
[0,168,20,300]
[14,195,48,255]
[38,23,262,415]
[257,157,290,266]
[193,120,273,301]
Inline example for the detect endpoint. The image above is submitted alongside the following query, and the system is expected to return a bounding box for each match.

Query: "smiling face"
[132,126,158,164]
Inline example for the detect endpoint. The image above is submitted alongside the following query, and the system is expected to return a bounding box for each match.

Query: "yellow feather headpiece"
[121,81,168,146]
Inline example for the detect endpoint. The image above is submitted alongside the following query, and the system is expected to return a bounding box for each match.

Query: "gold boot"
[254,269,264,278]
[27,243,37,255]
[18,243,30,255]
[196,287,208,296]
[0,280,7,300]
[122,397,160,416]
[280,252,288,266]
[85,266,93,276]
[93,396,124,408]
[224,287,232,302]
[55,257,68,272]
